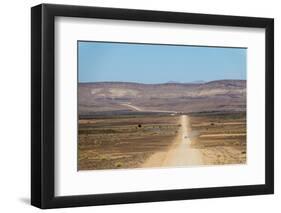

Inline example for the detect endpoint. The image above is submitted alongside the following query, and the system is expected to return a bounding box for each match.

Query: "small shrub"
[100,155,108,161]
[115,162,123,168]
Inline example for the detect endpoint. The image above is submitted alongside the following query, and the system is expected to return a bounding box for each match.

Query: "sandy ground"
[142,115,204,168]
[79,112,246,170]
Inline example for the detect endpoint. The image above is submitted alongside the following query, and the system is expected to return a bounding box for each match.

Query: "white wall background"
[0,0,279,212]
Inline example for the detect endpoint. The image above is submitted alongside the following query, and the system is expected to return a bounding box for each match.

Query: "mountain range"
[78,80,246,116]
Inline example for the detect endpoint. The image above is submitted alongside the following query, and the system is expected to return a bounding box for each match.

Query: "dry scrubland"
[189,113,246,165]
[78,112,246,170]
[78,115,180,170]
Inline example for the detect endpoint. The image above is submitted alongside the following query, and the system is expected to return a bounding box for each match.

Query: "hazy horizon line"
[78,78,246,85]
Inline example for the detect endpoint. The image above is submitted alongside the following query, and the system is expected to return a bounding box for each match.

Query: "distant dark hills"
[79,80,246,116]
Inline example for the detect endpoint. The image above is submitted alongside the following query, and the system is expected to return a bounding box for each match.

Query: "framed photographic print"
[31,3,274,209]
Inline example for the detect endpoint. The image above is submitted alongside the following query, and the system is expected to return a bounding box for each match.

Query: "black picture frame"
[31,3,274,209]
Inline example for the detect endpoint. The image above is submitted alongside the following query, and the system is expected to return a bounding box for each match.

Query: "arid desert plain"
[78,80,246,170]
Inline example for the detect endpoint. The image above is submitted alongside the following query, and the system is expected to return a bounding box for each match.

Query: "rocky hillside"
[79,80,246,116]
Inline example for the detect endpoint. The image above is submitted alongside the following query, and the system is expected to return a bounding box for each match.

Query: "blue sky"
[78,41,246,83]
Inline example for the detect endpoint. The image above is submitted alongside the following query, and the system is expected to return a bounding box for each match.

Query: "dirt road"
[120,103,143,111]
[142,115,204,168]
[120,103,177,114]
